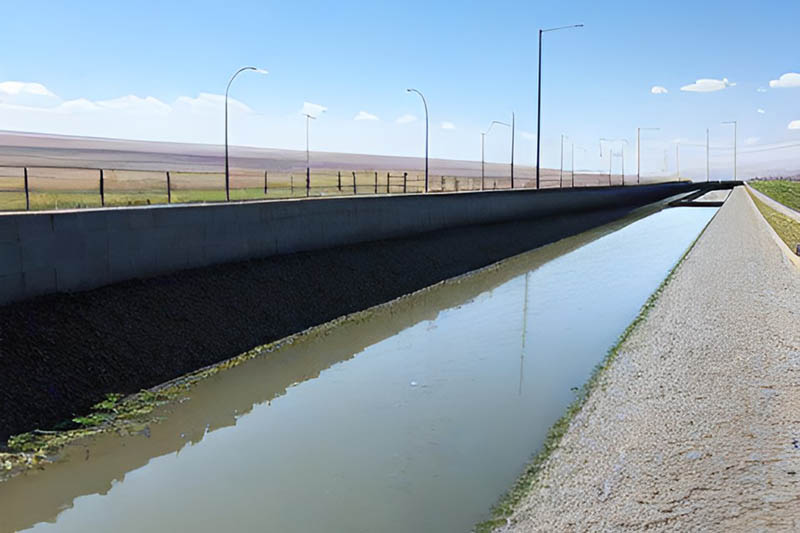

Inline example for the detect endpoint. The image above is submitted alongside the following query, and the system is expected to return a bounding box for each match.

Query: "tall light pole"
[510,112,515,188]
[407,88,429,192]
[722,121,737,181]
[225,66,267,201]
[600,138,628,186]
[481,119,511,190]
[636,127,659,185]
[303,113,318,196]
[706,128,710,182]
[536,24,584,190]
[560,134,568,188]
[571,142,575,187]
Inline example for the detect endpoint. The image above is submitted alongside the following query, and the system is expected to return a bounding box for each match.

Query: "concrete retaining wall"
[0,182,696,305]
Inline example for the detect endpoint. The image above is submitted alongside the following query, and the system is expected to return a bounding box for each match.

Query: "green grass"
[750,179,800,212]
[749,191,800,252]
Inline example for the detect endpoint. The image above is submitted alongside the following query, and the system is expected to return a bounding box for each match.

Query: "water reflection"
[0,206,716,533]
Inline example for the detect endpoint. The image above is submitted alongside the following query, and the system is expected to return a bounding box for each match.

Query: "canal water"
[1,206,717,533]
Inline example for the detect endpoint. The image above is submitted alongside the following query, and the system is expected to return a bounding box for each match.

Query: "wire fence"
[0,165,636,212]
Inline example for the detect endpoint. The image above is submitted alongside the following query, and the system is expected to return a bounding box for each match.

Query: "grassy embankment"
[749,179,800,212]
[0,171,430,211]
[748,192,800,253]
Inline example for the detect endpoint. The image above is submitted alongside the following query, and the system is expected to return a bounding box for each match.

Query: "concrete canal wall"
[0,182,695,306]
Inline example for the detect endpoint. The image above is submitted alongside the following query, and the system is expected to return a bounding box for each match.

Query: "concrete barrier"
[0,182,697,305]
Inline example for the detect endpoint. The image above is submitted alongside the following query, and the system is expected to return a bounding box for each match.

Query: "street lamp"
[560,134,568,188]
[706,128,710,182]
[536,23,584,190]
[303,112,323,196]
[481,119,511,190]
[600,138,629,186]
[407,88,429,192]
[636,127,659,184]
[571,145,588,188]
[225,66,267,201]
[722,121,737,181]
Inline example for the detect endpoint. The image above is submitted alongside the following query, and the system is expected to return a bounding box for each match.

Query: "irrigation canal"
[1,205,718,533]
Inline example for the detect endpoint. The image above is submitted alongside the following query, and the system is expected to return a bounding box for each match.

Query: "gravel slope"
[503,187,800,531]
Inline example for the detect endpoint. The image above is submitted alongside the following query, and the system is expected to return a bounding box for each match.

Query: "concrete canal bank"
[0,203,718,533]
[0,182,695,306]
[1,201,666,443]
[498,187,800,531]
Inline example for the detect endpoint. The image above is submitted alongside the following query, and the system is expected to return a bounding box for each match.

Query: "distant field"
[0,131,656,212]
[750,179,800,212]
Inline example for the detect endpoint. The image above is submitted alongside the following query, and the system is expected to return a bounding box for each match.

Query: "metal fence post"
[166,171,172,204]
[264,170,268,196]
[338,171,342,192]
[306,167,310,197]
[352,171,357,194]
[403,172,407,193]
[387,172,390,194]
[100,169,105,207]
[24,167,30,211]
[374,171,378,194]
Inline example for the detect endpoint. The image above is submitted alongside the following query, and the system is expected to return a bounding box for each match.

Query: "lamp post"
[481,119,511,190]
[571,145,587,188]
[706,128,710,182]
[225,66,267,201]
[407,88,429,192]
[536,24,584,190]
[636,127,659,184]
[560,134,563,187]
[722,121,737,181]
[510,112,515,188]
[303,113,317,196]
[600,138,628,186]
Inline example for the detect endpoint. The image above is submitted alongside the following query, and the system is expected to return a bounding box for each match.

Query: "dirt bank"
[499,187,800,531]
[0,205,640,443]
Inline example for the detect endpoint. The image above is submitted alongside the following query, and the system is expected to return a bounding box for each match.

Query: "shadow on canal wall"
[0,184,693,442]
[0,182,696,306]
[0,202,666,532]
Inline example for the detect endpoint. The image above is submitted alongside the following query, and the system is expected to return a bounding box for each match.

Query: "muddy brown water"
[0,206,717,533]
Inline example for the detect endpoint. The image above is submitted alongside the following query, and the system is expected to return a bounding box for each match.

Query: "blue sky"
[1,0,799,177]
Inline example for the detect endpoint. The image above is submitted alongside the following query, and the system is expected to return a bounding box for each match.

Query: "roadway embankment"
[498,187,800,531]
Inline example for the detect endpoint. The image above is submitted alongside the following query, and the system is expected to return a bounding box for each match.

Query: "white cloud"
[769,73,800,88]
[57,98,100,112]
[757,108,765,114]
[650,85,668,94]
[95,95,171,114]
[520,131,536,141]
[441,121,455,130]
[0,81,56,97]
[756,87,767,93]
[680,77,734,92]
[175,92,251,113]
[0,81,60,108]
[744,136,760,145]
[300,101,326,117]
[789,120,800,130]
[396,113,417,124]
[354,110,378,121]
